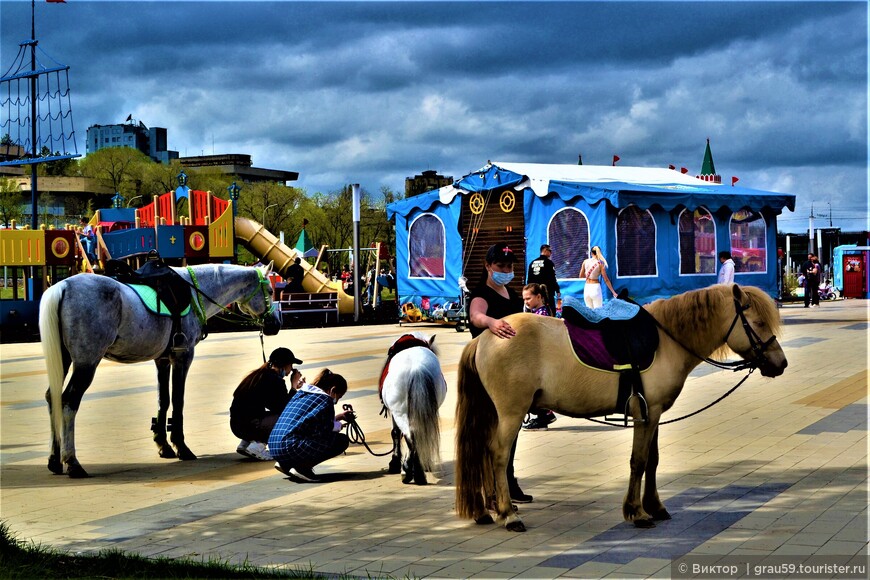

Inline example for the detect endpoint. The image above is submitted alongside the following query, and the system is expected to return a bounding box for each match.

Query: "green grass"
[0,521,363,579]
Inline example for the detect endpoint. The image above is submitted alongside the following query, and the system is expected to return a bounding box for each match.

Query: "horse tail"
[455,337,496,520]
[407,365,442,473]
[38,284,65,442]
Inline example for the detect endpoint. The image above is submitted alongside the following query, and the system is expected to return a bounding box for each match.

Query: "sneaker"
[274,462,292,477]
[236,440,251,457]
[245,441,272,461]
[523,416,551,430]
[509,481,533,503]
[289,466,320,483]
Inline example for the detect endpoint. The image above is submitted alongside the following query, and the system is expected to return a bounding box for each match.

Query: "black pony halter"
[720,297,779,370]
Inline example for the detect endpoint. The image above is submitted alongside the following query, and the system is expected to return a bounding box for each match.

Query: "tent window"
[678,207,716,275]
[548,208,589,279]
[730,210,767,273]
[408,213,446,279]
[616,205,657,277]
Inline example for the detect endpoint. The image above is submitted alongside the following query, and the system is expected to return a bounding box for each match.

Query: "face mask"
[491,271,514,286]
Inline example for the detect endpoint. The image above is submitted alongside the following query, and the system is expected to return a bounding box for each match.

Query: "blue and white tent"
[386,161,796,308]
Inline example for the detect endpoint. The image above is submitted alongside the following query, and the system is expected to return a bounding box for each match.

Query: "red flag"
[46,0,67,3]
[612,155,620,166]
[668,164,675,170]
[680,167,688,174]
[731,176,739,186]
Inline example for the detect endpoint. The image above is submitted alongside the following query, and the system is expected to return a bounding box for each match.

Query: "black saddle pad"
[562,301,659,370]
[105,256,192,317]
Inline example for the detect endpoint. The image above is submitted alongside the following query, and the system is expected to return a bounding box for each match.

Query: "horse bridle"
[651,296,777,372]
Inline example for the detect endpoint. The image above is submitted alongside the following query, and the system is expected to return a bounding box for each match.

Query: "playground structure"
[0,182,357,330]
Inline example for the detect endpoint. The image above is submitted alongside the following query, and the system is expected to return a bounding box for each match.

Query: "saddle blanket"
[127,284,191,317]
[561,296,657,372]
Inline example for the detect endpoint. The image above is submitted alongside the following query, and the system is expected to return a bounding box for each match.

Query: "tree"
[79,146,151,205]
[0,177,25,227]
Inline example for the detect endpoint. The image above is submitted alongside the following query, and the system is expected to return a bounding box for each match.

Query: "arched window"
[548,208,589,279]
[730,210,767,273]
[678,207,716,275]
[616,205,656,277]
[408,213,445,278]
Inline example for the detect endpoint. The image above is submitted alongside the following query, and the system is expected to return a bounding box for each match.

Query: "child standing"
[521,283,558,431]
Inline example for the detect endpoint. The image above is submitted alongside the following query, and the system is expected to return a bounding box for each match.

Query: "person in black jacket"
[526,244,559,316]
[230,347,304,461]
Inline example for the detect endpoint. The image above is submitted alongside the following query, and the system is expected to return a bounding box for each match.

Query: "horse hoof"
[633,518,656,528]
[158,445,176,459]
[652,508,671,521]
[474,514,494,525]
[48,457,63,475]
[505,520,527,532]
[387,459,402,474]
[67,464,89,478]
[414,474,428,485]
[175,447,197,461]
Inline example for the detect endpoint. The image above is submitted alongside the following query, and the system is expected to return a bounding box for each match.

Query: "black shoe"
[522,417,550,430]
[509,482,533,503]
[274,462,292,477]
[289,466,320,483]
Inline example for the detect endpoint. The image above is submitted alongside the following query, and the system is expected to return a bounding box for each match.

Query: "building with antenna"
[86,118,178,163]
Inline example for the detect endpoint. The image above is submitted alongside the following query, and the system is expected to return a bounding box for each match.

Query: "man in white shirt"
[718,251,735,284]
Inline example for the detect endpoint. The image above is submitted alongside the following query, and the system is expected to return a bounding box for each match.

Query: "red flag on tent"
[680,167,689,174]
[46,0,67,3]
[668,164,676,170]
[612,155,620,166]
[731,176,739,186]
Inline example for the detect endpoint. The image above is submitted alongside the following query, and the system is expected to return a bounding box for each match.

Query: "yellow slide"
[234,216,354,315]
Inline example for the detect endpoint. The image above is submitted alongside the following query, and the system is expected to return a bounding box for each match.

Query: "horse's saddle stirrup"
[171,332,187,353]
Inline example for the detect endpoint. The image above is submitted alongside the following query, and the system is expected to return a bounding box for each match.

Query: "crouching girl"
[268,369,354,482]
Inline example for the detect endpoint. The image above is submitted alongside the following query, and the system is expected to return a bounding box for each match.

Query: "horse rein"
[341,404,396,457]
[653,296,776,372]
[584,296,776,428]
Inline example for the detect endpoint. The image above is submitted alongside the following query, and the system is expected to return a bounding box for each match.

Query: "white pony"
[379,332,447,484]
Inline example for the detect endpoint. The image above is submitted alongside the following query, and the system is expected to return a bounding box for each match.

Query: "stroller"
[443,276,470,332]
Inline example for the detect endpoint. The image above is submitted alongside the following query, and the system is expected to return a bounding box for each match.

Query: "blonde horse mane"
[646,284,781,360]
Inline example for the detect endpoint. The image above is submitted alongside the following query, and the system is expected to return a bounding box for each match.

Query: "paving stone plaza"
[1,300,867,578]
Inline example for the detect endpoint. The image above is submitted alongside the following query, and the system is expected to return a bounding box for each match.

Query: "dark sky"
[1,1,867,233]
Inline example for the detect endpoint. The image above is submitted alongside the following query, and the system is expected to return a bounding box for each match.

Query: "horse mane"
[646,284,781,359]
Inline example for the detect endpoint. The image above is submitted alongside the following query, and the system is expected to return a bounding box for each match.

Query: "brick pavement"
[1,299,867,578]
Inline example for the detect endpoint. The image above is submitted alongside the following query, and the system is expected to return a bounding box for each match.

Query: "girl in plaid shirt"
[268,369,354,482]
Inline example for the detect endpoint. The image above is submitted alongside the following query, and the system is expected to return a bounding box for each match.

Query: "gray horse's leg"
[60,364,98,478]
[642,427,671,521]
[388,418,402,474]
[169,358,196,460]
[401,435,427,485]
[153,359,175,458]
[46,352,73,474]
[623,405,661,528]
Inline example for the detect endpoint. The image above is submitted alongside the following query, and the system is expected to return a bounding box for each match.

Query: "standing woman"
[230,347,304,461]
[579,245,617,308]
[468,242,532,503]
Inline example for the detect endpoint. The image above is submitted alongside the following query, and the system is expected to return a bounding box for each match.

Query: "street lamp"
[126,195,143,208]
[262,203,278,226]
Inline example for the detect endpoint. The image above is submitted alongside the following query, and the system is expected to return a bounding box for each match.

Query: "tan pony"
[455,284,787,532]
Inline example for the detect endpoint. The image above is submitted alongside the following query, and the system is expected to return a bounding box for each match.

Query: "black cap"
[485,242,516,264]
[269,347,303,366]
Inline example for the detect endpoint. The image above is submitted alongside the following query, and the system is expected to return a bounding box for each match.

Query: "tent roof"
[387,161,796,218]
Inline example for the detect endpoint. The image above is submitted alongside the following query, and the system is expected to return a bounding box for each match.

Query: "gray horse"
[39,263,282,478]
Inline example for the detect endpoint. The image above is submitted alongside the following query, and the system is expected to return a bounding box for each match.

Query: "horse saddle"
[378,334,430,400]
[105,255,192,318]
[561,295,659,372]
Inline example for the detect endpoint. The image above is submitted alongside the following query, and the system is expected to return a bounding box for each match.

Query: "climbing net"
[1,40,79,165]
